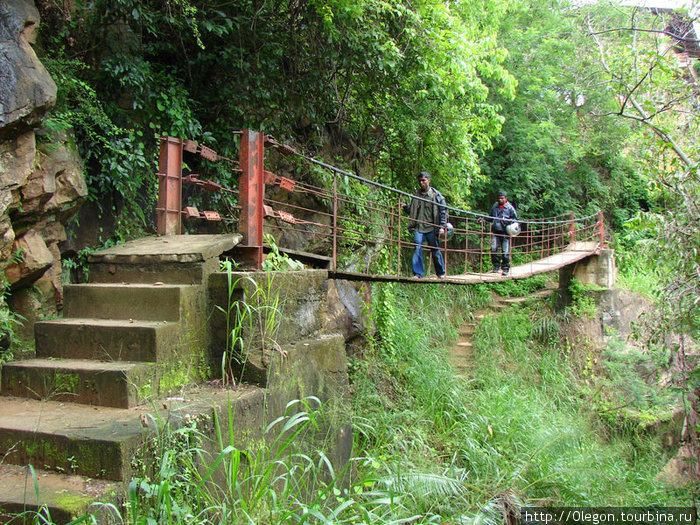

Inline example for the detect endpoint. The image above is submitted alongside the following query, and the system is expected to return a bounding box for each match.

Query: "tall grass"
[351,280,691,521]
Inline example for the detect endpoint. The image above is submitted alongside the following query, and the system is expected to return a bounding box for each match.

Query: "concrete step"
[35,319,178,362]
[63,283,199,322]
[0,464,121,524]
[1,359,156,408]
[0,385,263,483]
[0,397,147,481]
[455,341,473,348]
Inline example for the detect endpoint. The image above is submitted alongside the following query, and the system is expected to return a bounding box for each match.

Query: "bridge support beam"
[237,129,265,269]
[156,136,183,236]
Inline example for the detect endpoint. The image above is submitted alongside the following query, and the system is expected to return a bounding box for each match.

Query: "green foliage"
[0,254,27,359]
[0,296,22,363]
[262,234,304,271]
[214,267,285,385]
[123,397,355,523]
[351,281,688,516]
[473,0,651,223]
[41,57,156,232]
[567,278,598,319]
[489,273,548,298]
[37,0,516,225]
[61,246,96,284]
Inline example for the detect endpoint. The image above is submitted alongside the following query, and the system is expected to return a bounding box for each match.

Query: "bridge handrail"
[265,137,599,227]
[156,131,606,275]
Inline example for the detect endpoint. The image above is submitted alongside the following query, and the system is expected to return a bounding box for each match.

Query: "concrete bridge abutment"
[559,247,616,292]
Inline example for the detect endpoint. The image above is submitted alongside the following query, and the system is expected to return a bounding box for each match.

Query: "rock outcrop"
[1,0,86,345]
[0,0,56,136]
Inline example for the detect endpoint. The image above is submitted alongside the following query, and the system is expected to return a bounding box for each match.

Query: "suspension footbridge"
[156,130,606,282]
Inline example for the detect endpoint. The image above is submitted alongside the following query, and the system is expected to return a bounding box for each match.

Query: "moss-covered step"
[35,319,178,362]
[63,283,201,322]
[0,397,147,480]
[0,386,266,483]
[0,464,121,524]
[0,359,156,408]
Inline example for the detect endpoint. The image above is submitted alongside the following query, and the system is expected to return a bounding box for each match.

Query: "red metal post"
[239,129,265,269]
[332,172,338,271]
[397,197,403,276]
[568,211,576,243]
[598,211,605,245]
[389,203,395,275]
[157,136,183,236]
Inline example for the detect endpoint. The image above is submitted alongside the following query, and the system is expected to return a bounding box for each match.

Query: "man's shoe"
[502,269,510,276]
[412,275,421,279]
[437,274,446,279]
[489,268,500,273]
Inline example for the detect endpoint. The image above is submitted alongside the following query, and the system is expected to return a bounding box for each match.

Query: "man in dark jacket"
[483,190,518,276]
[404,171,446,278]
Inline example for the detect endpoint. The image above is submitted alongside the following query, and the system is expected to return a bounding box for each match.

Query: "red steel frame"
[237,130,266,269]
[156,130,267,269]
[157,136,184,236]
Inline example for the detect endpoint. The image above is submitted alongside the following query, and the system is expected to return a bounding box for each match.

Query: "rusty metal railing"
[156,131,605,277]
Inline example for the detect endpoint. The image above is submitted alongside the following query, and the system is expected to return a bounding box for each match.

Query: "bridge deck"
[329,241,601,284]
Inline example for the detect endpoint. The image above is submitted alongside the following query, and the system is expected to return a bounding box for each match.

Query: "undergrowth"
[351,280,692,518]
[15,277,692,524]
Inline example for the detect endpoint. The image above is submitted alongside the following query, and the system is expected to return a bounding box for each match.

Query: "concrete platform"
[0,464,120,524]
[87,234,242,264]
[0,385,262,482]
[87,234,242,284]
[0,397,147,480]
[0,384,264,522]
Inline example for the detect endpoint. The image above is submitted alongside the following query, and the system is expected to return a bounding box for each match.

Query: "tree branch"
[587,15,697,169]
[589,26,700,44]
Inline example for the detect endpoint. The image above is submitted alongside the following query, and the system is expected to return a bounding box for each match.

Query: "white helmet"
[505,222,521,237]
[439,222,455,240]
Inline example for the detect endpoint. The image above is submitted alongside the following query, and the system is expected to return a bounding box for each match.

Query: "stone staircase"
[0,235,239,522]
[0,234,351,523]
[448,285,556,375]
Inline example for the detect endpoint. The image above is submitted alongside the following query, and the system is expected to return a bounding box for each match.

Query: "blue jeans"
[490,233,511,270]
[412,230,445,278]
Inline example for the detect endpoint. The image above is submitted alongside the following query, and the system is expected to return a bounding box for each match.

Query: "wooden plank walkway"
[329,241,601,284]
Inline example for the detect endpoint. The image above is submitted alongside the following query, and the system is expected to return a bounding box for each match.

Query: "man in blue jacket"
[404,171,446,279]
[483,190,518,276]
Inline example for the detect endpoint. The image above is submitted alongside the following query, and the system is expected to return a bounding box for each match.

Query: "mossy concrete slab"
[0,386,264,482]
[0,464,121,524]
[264,334,348,413]
[0,397,146,480]
[35,319,178,362]
[88,234,240,264]
[0,385,264,521]
[63,283,200,322]
[1,359,156,408]
[87,234,241,285]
